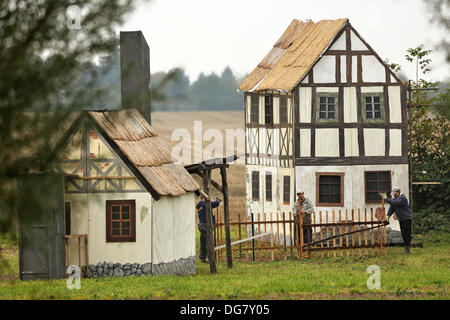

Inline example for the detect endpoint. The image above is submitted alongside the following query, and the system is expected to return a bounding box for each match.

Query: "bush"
[413,206,450,234]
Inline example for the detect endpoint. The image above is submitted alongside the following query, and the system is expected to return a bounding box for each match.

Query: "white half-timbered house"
[239,19,408,225]
[57,108,199,276]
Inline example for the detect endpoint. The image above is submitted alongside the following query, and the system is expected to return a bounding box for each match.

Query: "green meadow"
[0,232,448,300]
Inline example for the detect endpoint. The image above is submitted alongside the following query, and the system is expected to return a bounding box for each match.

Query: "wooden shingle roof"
[238,18,348,92]
[88,109,199,198]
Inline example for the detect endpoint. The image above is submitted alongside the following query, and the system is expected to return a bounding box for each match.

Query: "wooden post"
[245,214,249,262]
[276,212,281,260]
[85,236,89,278]
[238,214,242,262]
[370,208,375,255]
[202,169,217,274]
[332,210,336,258]
[364,208,368,256]
[312,212,316,258]
[345,209,349,257]
[78,237,81,276]
[358,209,362,257]
[220,166,232,268]
[325,211,329,257]
[270,213,274,261]
[251,213,255,261]
[319,211,323,258]
[264,213,268,261]
[338,210,343,257]
[352,209,356,256]
[299,212,304,258]
[289,212,293,258]
[258,213,262,262]
[282,212,287,260]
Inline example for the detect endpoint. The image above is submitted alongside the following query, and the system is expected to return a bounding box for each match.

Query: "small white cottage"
[58,108,199,277]
[239,18,408,227]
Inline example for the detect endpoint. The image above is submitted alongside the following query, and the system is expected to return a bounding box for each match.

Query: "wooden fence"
[213,208,387,261]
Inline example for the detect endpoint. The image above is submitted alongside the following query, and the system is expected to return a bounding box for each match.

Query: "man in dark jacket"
[381,186,413,255]
[196,195,221,263]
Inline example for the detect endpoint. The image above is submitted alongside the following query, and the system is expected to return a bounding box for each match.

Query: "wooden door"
[18,173,66,280]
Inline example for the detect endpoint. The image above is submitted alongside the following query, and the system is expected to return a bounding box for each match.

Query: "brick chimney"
[120,31,151,124]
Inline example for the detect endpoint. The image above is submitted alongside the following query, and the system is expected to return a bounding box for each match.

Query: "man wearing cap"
[293,190,314,245]
[196,195,221,263]
[380,187,413,255]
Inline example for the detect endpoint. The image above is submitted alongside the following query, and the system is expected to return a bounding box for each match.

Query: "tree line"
[82,47,246,111]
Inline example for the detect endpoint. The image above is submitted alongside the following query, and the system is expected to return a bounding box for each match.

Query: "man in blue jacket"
[196,195,221,263]
[381,186,413,255]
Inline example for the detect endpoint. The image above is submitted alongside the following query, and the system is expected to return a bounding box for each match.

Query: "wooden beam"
[220,166,232,269]
[412,182,441,185]
[202,169,217,274]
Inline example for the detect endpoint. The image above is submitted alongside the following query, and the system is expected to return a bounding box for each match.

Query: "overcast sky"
[120,0,449,83]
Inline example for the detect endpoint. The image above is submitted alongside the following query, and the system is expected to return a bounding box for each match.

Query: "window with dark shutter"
[283,176,291,204]
[316,173,344,207]
[266,173,272,202]
[252,171,259,201]
[279,95,288,124]
[265,95,273,125]
[106,200,136,242]
[250,94,259,123]
[365,171,391,203]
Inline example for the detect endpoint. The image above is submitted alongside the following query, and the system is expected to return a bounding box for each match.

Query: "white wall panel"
[317,87,339,93]
[352,56,358,83]
[344,128,359,157]
[329,33,346,50]
[315,128,340,157]
[351,31,368,50]
[389,129,402,156]
[364,129,385,156]
[361,86,383,93]
[313,55,336,83]
[173,192,196,260]
[343,87,358,123]
[340,55,347,83]
[362,56,386,83]
[299,87,312,123]
[389,86,402,123]
[152,196,174,264]
[299,129,311,157]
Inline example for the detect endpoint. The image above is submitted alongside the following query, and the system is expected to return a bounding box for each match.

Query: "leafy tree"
[401,46,450,233]
[0,0,139,268]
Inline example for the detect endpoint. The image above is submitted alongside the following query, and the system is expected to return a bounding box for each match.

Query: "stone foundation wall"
[81,256,196,278]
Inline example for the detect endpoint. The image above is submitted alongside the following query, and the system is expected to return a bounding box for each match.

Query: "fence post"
[299,212,304,258]
[251,213,255,262]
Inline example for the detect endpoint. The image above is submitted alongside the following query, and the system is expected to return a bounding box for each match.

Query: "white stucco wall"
[65,192,153,266]
[295,164,409,222]
[172,192,196,260]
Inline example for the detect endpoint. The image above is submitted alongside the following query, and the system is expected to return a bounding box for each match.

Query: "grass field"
[1,233,449,300]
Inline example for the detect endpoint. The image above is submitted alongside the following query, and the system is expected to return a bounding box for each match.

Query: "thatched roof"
[238,18,348,92]
[88,109,199,198]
